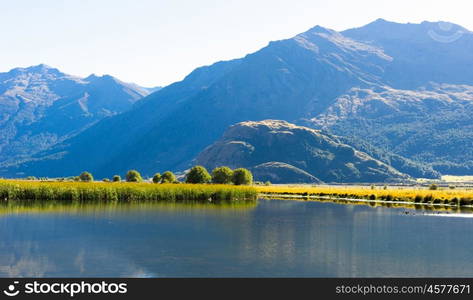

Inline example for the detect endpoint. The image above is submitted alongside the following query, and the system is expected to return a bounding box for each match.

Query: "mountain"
[342,19,473,89]
[195,120,409,183]
[0,64,150,168]
[307,84,473,175]
[4,19,473,179]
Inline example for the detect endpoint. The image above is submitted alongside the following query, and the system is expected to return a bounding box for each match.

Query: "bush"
[79,171,93,182]
[211,166,233,184]
[232,168,253,185]
[429,184,438,190]
[185,166,211,184]
[102,178,110,182]
[126,170,143,182]
[161,171,177,183]
[112,175,121,182]
[152,173,162,184]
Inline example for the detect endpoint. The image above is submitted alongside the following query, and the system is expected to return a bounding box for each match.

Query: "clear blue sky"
[1,0,471,86]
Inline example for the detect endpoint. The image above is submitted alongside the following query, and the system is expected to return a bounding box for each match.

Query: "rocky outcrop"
[196,120,410,183]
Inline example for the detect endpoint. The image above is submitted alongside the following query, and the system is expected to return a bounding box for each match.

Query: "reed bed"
[256,185,473,206]
[0,180,257,203]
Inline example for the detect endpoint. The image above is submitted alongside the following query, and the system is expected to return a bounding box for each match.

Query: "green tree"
[126,170,143,182]
[112,175,121,182]
[102,178,110,182]
[211,166,233,184]
[185,166,211,184]
[429,183,438,190]
[232,168,253,185]
[152,173,162,184]
[79,171,93,182]
[161,171,177,183]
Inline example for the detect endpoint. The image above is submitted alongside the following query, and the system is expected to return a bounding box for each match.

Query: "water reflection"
[0,199,472,277]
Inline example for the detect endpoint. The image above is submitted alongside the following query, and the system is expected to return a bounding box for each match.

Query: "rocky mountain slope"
[4,19,473,180]
[0,64,150,168]
[196,120,409,183]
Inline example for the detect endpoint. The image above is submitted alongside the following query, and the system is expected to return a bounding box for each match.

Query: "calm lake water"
[0,199,472,277]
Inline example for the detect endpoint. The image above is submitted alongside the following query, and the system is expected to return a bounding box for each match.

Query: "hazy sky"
[1,0,471,86]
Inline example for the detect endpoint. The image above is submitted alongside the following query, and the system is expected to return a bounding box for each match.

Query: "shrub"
[161,171,177,183]
[79,171,93,182]
[112,175,121,182]
[211,166,233,184]
[429,184,438,190]
[264,181,271,186]
[232,168,253,185]
[152,173,162,184]
[102,178,110,182]
[186,166,211,184]
[126,170,143,182]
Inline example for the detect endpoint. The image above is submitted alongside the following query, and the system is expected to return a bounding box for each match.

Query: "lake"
[0,199,472,277]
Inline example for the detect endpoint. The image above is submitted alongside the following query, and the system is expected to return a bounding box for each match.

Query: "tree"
[126,170,143,182]
[232,168,253,185]
[112,175,121,182]
[185,166,211,184]
[161,171,176,183]
[211,166,233,184]
[429,183,438,190]
[152,173,162,184]
[79,171,93,182]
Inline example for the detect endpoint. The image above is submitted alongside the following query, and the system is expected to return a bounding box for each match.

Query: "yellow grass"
[0,180,257,203]
[255,185,473,206]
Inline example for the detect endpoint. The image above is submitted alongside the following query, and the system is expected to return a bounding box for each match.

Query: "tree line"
[77,165,253,185]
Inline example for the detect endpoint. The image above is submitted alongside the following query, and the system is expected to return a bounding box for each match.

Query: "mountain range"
[2,19,473,182]
[0,64,158,171]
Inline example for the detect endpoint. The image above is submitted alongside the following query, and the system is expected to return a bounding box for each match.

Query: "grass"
[256,185,473,206]
[5,179,473,210]
[0,180,257,203]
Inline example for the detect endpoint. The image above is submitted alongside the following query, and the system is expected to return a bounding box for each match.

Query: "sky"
[1,0,472,87]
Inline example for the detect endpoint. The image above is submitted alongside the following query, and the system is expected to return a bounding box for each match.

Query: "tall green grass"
[0,180,257,203]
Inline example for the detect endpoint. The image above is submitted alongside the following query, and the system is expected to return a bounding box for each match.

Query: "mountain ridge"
[3,19,473,180]
[0,64,152,169]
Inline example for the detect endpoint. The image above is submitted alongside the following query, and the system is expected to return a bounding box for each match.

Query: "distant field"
[441,175,473,182]
[256,185,473,207]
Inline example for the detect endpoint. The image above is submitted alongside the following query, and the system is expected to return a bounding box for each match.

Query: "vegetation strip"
[259,193,473,208]
[0,181,257,203]
[256,186,473,206]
